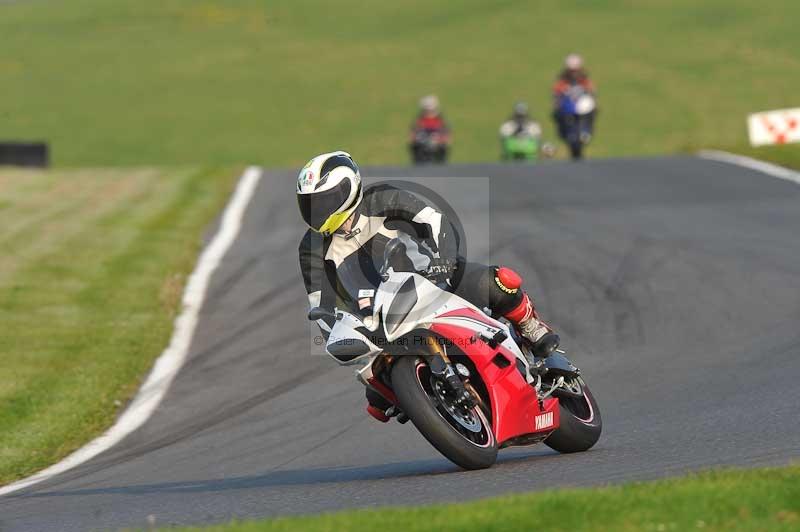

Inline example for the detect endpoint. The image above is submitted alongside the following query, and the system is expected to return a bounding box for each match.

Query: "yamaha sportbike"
[308,239,602,469]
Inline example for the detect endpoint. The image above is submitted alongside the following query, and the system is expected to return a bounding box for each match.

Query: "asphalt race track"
[2,157,799,531]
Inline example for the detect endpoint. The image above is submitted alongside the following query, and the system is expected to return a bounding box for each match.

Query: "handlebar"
[307,307,337,322]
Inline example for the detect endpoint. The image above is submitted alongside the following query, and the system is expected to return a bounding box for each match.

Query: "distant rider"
[498,102,546,160]
[409,95,451,164]
[552,53,597,145]
[297,151,559,420]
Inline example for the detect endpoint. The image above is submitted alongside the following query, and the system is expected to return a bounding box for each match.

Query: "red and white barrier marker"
[748,108,800,147]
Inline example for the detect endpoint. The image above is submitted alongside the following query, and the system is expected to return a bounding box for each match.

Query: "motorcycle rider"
[499,101,544,160]
[553,53,595,97]
[297,151,559,418]
[552,53,597,146]
[409,95,451,164]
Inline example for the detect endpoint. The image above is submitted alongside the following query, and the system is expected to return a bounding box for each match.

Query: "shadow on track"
[15,450,558,498]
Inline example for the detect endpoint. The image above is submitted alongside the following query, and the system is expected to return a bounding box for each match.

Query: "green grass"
[1,0,799,167]
[0,166,237,484]
[157,466,800,532]
[707,144,800,170]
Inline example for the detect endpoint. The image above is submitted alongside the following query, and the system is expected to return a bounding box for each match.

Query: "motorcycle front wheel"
[544,377,602,453]
[569,141,583,160]
[392,355,498,470]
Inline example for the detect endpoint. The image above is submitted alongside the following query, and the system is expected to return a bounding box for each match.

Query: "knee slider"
[489,266,524,315]
[494,267,522,294]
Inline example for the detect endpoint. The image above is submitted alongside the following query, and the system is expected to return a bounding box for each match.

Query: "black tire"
[391,355,498,470]
[544,377,602,453]
[569,141,583,160]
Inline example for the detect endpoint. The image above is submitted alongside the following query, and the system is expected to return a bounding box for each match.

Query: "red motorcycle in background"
[309,239,602,469]
[410,128,449,165]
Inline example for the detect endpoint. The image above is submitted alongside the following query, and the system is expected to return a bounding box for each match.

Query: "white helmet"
[419,94,440,114]
[296,151,363,236]
[565,53,583,70]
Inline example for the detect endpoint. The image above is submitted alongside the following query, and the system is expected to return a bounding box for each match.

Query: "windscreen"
[334,235,432,316]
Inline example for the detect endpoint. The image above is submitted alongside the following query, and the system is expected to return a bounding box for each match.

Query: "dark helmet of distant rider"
[512,101,530,122]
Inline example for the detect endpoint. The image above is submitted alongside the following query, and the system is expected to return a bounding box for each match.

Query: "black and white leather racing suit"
[299,184,530,340]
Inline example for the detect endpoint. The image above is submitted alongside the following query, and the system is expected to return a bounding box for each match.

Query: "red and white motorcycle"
[308,239,602,469]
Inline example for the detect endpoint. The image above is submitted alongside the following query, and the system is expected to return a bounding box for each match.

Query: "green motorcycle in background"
[501,133,541,161]
[499,103,554,161]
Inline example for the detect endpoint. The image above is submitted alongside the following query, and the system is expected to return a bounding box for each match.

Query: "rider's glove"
[425,258,456,283]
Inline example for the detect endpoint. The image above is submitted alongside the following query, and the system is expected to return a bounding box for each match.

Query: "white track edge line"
[697,149,800,185]
[0,166,262,497]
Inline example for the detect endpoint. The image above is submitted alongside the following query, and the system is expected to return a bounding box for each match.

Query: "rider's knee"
[489,266,524,314]
[495,267,522,292]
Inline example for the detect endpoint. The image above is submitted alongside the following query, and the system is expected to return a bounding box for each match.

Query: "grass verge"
[711,145,800,171]
[1,0,799,166]
[0,166,237,485]
[158,465,800,532]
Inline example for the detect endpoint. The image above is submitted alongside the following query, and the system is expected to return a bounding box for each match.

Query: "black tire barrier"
[0,142,49,167]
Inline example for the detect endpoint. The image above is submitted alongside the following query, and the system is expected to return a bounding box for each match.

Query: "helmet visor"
[297,179,352,232]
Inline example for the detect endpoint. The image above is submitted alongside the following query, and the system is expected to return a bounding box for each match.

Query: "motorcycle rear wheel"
[544,377,602,453]
[392,355,498,470]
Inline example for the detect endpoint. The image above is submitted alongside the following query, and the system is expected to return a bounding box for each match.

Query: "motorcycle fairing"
[373,273,529,375]
[372,271,491,342]
[430,310,561,445]
[325,312,383,365]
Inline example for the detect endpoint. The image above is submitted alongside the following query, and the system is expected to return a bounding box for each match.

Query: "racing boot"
[495,267,560,357]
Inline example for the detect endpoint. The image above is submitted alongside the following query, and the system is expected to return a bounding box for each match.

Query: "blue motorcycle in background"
[554,86,597,160]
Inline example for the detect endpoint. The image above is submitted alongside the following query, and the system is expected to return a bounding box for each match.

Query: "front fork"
[425,338,483,412]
